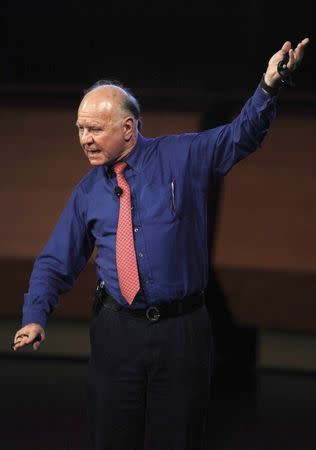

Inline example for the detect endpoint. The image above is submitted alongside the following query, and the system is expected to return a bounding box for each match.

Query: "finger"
[301,37,310,47]
[12,335,29,350]
[13,332,29,344]
[294,38,309,64]
[33,341,41,351]
[11,338,22,350]
[280,41,292,55]
[13,333,41,350]
[14,331,27,341]
[287,48,296,70]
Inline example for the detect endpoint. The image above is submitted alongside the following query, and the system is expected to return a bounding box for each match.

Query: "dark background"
[0,2,314,95]
[1,3,315,449]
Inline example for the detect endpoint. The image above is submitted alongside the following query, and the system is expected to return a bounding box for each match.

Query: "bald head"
[80,80,141,130]
[79,85,128,122]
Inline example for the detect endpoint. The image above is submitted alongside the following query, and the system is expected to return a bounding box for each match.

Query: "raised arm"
[184,37,310,184]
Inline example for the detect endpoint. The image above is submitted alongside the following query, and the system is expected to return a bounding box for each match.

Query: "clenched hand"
[12,323,46,351]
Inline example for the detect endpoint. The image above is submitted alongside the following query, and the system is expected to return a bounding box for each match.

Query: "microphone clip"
[115,186,123,197]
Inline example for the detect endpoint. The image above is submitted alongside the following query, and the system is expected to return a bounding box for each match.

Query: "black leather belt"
[94,280,205,322]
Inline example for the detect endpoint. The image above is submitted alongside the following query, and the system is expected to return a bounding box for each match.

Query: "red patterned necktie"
[113,161,140,304]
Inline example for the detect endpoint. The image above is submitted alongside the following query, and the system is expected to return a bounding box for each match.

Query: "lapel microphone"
[115,186,123,197]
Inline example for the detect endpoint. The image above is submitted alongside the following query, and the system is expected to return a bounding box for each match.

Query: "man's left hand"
[264,37,310,88]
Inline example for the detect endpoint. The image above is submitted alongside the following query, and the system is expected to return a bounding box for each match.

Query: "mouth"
[86,149,102,157]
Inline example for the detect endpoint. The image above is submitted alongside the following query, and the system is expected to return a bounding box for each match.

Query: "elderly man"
[12,38,309,450]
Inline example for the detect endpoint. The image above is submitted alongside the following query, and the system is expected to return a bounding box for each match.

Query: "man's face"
[76,87,134,166]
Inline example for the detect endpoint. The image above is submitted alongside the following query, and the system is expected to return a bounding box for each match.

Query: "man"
[12,38,309,450]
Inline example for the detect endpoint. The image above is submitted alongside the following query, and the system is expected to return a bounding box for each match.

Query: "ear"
[122,116,135,141]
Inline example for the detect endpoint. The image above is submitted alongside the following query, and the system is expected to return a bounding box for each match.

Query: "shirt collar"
[103,133,146,179]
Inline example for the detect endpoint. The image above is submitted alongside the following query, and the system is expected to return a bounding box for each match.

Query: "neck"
[117,131,139,162]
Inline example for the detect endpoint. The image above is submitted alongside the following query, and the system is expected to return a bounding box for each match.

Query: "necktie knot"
[113,161,127,175]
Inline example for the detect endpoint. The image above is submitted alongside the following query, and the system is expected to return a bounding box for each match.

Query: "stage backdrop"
[0,103,315,332]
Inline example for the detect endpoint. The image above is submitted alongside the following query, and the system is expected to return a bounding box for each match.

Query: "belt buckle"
[146,306,160,322]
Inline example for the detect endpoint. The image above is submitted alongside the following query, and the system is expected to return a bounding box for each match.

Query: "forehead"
[78,97,111,120]
[79,96,113,112]
[78,94,120,125]
[77,109,107,126]
[77,107,111,129]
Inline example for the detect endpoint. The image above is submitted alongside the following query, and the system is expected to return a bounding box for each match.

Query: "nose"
[81,129,93,145]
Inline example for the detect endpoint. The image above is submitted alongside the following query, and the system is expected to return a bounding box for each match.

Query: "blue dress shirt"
[22,83,277,328]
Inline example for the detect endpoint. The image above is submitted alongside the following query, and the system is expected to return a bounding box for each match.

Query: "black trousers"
[86,302,214,450]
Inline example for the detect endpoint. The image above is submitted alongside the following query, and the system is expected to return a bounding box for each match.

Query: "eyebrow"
[75,122,103,128]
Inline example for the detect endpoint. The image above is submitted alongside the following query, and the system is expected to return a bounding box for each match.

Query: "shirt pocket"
[140,178,183,224]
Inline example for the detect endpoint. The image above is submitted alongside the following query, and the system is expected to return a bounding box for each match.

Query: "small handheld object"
[10,333,42,350]
[277,52,295,87]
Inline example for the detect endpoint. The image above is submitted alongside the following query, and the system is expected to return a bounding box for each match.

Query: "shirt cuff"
[260,74,281,96]
[22,290,58,329]
[252,80,279,111]
[22,306,48,329]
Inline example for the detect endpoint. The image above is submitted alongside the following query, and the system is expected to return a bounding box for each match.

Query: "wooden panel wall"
[1,105,315,331]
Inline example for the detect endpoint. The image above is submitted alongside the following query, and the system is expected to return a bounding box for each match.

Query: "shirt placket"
[126,171,153,300]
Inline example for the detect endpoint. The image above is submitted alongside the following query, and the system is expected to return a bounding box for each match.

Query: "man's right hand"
[12,323,46,351]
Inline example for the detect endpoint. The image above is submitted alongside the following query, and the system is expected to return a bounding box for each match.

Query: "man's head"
[77,80,141,166]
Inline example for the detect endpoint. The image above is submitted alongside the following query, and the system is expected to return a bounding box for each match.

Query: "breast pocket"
[139,178,183,224]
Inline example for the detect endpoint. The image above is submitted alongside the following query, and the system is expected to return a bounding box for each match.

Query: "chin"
[89,160,105,166]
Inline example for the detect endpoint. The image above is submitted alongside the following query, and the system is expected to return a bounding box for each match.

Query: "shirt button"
[134,227,139,232]
[138,252,143,257]
[145,278,150,284]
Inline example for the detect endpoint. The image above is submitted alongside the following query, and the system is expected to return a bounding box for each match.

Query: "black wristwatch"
[260,74,281,96]
[261,51,297,96]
